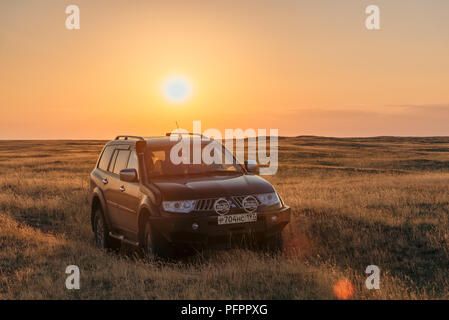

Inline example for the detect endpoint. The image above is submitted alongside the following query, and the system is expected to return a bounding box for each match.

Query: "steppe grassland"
[0,137,448,299]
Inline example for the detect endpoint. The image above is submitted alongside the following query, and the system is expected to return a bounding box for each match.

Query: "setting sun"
[162,75,193,103]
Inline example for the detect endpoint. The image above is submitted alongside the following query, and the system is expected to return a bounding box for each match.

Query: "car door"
[106,149,131,231]
[114,150,141,235]
[95,145,120,227]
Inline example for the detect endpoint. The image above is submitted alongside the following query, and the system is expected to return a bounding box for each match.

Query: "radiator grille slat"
[196,198,216,211]
[194,195,257,212]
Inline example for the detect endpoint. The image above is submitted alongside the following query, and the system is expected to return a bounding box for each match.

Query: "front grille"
[231,196,245,208]
[194,195,259,214]
[195,198,215,211]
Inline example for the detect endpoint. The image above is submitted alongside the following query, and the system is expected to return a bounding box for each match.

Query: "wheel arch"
[90,187,112,231]
[137,198,160,245]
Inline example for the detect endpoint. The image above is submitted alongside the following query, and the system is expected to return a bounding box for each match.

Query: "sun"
[162,75,193,103]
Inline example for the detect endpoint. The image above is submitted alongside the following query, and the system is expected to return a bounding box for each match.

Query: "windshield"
[144,141,243,177]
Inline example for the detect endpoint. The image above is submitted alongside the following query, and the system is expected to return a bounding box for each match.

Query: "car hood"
[151,174,274,201]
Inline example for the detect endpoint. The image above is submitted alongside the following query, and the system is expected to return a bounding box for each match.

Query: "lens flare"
[333,279,355,300]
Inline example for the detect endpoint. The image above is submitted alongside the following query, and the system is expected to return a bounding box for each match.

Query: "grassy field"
[0,137,448,299]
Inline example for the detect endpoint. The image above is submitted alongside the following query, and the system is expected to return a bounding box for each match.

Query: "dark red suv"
[89,134,290,258]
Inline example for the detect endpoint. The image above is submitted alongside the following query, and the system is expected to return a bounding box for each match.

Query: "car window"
[148,151,165,176]
[127,150,139,177]
[98,146,114,171]
[108,149,119,172]
[145,142,242,177]
[113,150,131,175]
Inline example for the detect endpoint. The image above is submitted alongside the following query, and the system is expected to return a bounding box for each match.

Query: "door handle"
[102,178,108,185]
[119,185,125,192]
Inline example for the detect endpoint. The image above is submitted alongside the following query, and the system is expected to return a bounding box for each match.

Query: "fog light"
[271,216,277,222]
[192,222,199,230]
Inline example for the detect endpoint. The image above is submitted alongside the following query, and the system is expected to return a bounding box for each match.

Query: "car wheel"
[93,208,121,251]
[144,220,174,260]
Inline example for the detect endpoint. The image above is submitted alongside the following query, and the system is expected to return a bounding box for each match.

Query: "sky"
[1,0,448,139]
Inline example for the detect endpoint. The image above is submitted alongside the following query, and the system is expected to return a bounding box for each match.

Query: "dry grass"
[0,137,448,299]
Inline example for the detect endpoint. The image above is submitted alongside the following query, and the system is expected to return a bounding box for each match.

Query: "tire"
[144,220,174,260]
[260,231,284,253]
[93,208,121,251]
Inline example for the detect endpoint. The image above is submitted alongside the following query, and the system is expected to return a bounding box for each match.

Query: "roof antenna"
[175,121,180,130]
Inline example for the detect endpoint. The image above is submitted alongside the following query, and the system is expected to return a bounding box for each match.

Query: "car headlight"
[162,200,196,213]
[256,192,280,207]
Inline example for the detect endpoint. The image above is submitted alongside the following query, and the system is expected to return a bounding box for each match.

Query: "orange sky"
[1,0,449,139]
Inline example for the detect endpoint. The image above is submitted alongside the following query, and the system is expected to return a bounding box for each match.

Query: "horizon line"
[2,134,449,141]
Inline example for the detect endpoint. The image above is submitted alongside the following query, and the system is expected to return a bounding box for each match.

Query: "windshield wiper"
[200,170,241,175]
[149,170,241,178]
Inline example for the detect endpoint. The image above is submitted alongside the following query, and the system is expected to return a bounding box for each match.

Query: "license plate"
[217,213,257,225]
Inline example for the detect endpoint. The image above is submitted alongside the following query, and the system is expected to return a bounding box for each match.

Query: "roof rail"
[115,135,145,141]
[165,132,209,139]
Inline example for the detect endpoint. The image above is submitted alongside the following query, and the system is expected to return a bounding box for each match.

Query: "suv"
[89,134,290,258]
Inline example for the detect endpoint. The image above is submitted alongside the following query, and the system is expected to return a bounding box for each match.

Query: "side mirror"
[120,168,138,182]
[245,160,259,174]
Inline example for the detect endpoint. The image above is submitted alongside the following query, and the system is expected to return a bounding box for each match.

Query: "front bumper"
[149,206,290,248]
